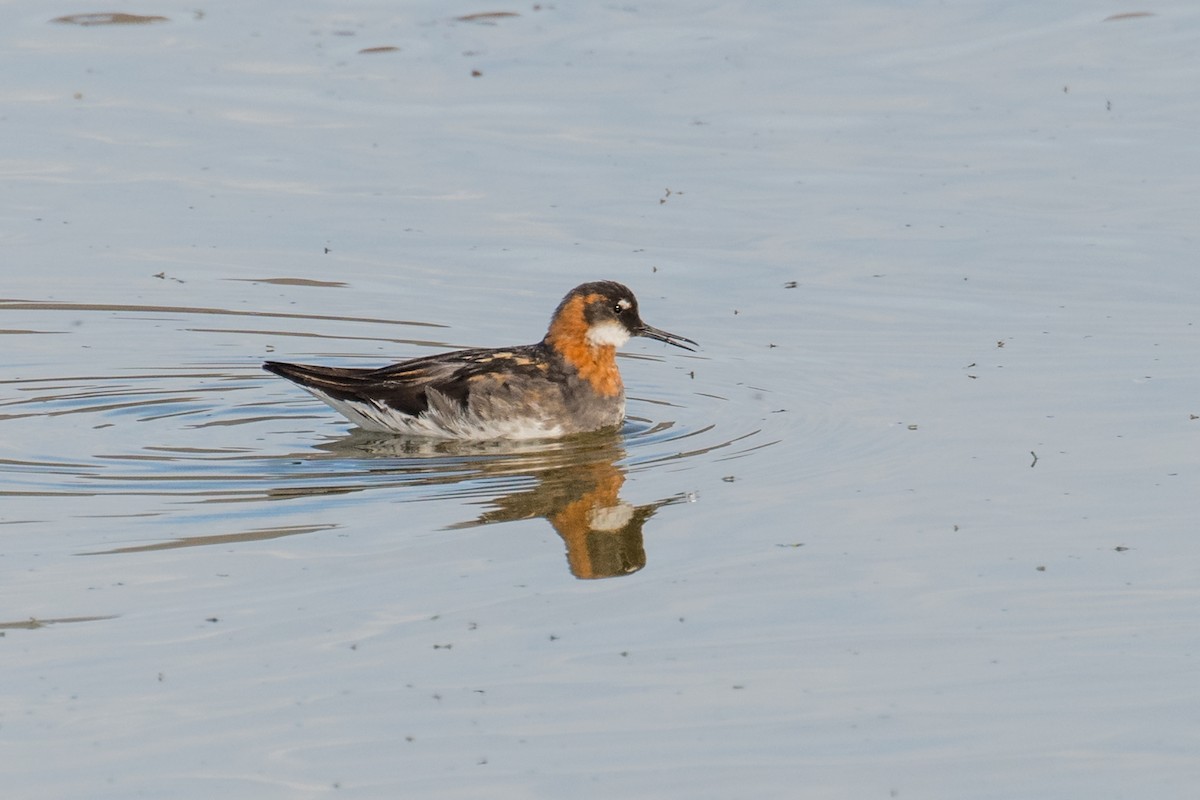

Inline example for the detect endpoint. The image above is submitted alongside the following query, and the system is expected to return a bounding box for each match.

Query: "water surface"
[4,2,1199,798]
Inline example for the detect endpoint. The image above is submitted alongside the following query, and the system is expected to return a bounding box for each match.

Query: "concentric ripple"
[1,298,775,503]
[1,297,779,577]
[0,366,772,503]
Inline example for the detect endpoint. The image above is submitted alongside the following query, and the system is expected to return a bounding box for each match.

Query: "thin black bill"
[637,323,698,352]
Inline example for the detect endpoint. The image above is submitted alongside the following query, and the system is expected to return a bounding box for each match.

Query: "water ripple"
[1,299,779,578]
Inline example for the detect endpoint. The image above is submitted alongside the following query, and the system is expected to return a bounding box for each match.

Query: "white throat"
[586,320,631,349]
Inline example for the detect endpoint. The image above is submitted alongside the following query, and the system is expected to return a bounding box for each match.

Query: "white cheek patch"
[586,319,631,348]
[589,502,635,531]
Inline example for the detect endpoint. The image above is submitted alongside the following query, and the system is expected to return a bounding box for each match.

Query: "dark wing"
[264,345,550,418]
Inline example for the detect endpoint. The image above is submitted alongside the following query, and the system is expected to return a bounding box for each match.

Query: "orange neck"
[544,295,623,397]
[552,465,626,579]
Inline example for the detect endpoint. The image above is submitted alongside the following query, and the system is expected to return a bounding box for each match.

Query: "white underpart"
[305,388,566,441]
[586,319,631,348]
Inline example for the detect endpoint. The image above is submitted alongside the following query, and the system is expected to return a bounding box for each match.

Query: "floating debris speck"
[52,13,169,26]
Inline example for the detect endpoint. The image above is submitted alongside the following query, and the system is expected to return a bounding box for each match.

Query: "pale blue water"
[3,3,1200,798]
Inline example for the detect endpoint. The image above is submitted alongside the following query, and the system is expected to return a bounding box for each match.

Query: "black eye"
[614,303,625,314]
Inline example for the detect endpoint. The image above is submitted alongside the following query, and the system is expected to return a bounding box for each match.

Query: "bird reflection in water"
[317,428,687,580]
[446,455,668,579]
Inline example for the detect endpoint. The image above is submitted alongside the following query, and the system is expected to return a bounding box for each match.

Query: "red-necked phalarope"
[263,280,696,440]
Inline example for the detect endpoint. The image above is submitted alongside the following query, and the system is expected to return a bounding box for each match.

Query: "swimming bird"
[263,280,696,440]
